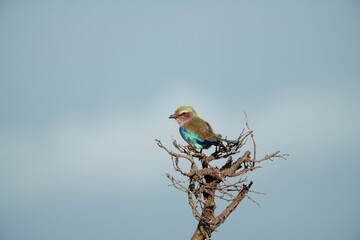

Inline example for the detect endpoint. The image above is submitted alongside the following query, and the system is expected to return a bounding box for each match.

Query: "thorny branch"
[156,114,288,240]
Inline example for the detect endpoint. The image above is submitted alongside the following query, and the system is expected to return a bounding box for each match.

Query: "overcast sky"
[1,1,360,239]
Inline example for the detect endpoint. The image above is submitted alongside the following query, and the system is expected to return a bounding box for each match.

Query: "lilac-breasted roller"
[169,106,222,149]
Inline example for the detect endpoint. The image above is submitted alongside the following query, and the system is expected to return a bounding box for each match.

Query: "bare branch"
[251,151,289,163]
[212,181,253,229]
[221,151,251,177]
[245,112,257,161]
[246,195,261,208]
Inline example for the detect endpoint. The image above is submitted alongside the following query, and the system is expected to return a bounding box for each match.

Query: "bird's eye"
[180,112,186,115]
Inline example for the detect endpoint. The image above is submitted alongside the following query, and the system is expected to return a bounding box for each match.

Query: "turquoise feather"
[179,127,216,149]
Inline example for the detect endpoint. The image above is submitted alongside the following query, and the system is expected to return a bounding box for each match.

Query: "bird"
[169,106,223,149]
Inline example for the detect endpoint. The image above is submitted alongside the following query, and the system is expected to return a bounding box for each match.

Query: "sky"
[0,0,360,239]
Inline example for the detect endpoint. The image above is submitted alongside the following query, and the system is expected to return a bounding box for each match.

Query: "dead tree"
[156,114,287,240]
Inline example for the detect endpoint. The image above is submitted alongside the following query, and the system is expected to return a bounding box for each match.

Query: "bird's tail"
[214,133,236,144]
[220,138,236,144]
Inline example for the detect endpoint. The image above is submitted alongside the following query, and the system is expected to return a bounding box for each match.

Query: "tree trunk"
[191,225,207,240]
[191,169,218,240]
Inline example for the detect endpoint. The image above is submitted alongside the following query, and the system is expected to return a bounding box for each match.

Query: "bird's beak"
[169,114,177,119]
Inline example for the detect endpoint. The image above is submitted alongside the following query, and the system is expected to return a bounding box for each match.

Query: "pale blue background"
[1,1,360,239]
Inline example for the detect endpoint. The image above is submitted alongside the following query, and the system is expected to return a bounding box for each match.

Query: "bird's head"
[169,106,198,125]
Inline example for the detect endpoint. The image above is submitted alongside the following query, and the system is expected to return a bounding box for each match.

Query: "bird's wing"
[183,117,219,143]
[205,121,215,134]
[180,127,207,149]
[206,121,222,139]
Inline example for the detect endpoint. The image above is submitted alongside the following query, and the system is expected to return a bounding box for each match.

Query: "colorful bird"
[169,106,222,149]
